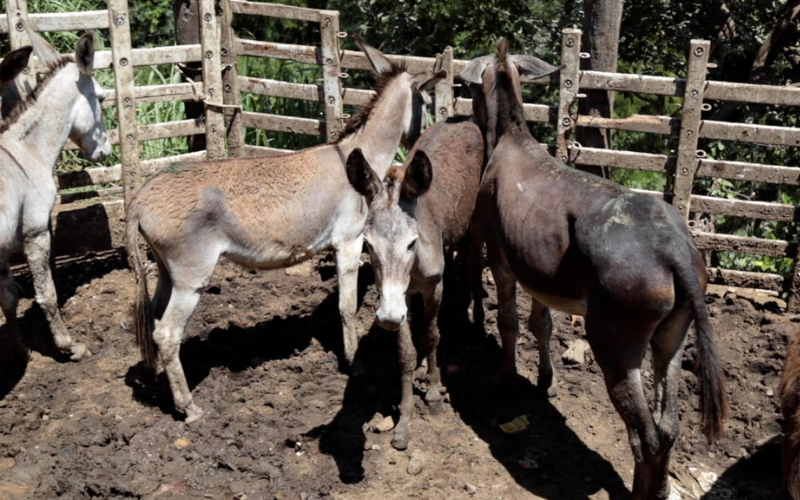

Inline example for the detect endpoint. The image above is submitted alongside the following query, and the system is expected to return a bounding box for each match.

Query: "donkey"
[127,35,445,424]
[459,40,727,500]
[780,329,800,499]
[0,33,111,361]
[0,45,34,119]
[345,118,484,449]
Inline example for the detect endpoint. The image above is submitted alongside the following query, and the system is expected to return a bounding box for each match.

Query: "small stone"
[407,450,425,476]
[562,339,591,365]
[465,483,477,495]
[375,416,395,433]
[767,388,774,396]
[174,438,191,450]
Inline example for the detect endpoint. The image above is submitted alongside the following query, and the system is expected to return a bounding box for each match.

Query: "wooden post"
[107,0,140,207]
[4,0,36,90]
[319,10,343,142]
[219,0,243,157]
[557,28,581,163]
[672,40,709,219]
[434,47,454,123]
[199,0,226,159]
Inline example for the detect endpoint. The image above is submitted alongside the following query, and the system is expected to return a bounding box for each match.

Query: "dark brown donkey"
[345,119,484,449]
[460,40,727,499]
[779,329,800,499]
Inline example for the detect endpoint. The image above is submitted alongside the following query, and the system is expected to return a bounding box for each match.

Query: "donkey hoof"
[391,432,410,451]
[69,343,91,361]
[426,398,443,415]
[184,403,205,425]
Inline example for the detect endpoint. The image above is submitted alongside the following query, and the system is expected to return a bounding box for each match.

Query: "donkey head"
[353,34,445,147]
[69,33,111,162]
[0,46,33,119]
[459,40,559,158]
[346,148,432,330]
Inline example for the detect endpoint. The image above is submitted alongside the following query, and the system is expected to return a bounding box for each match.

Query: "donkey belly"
[520,283,587,316]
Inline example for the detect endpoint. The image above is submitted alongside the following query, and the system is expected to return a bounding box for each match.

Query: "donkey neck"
[348,76,414,178]
[2,64,82,172]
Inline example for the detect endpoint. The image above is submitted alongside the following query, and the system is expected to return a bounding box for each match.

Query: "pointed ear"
[401,150,432,201]
[0,46,32,82]
[411,69,446,92]
[509,55,560,81]
[21,19,61,66]
[352,33,395,75]
[458,55,494,84]
[75,33,95,75]
[346,148,382,204]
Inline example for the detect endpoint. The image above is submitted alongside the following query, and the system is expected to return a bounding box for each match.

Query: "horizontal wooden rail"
[691,195,799,221]
[0,11,109,32]
[692,231,796,258]
[242,111,321,136]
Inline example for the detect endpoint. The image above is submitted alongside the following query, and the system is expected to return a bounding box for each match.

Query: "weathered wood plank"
[672,40,709,218]
[140,151,207,177]
[579,70,683,96]
[568,146,673,172]
[705,80,800,106]
[0,11,109,33]
[690,194,800,221]
[706,267,785,292]
[220,0,244,157]
[701,120,800,147]
[454,97,553,124]
[57,187,123,205]
[242,111,321,135]
[557,29,581,163]
[575,114,680,136]
[138,119,205,141]
[691,231,794,257]
[236,39,319,65]
[434,47,454,122]
[230,0,321,22]
[696,158,800,185]
[200,0,226,160]
[319,10,343,142]
[57,165,122,190]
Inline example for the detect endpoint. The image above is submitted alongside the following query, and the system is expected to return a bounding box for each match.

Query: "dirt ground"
[0,249,794,500]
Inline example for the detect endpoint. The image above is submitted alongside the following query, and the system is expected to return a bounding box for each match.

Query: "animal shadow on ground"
[701,434,782,499]
[125,258,374,421]
[1,249,126,397]
[436,262,630,500]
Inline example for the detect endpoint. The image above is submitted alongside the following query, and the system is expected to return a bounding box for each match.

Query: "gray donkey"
[0,33,111,361]
[345,118,484,450]
[127,35,445,424]
[460,40,726,500]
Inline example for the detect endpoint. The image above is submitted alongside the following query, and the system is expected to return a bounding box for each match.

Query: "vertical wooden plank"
[5,0,36,90]
[107,0,140,207]
[434,47,454,123]
[219,0,243,157]
[557,28,581,163]
[199,0,226,159]
[673,40,709,218]
[319,10,343,142]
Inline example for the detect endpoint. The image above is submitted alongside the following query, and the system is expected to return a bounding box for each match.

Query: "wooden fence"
[3,1,800,310]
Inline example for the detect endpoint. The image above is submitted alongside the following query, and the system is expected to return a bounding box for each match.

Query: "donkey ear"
[509,55,560,81]
[75,33,95,75]
[346,148,382,203]
[20,19,61,67]
[411,69,446,92]
[352,34,395,75]
[458,55,494,84]
[0,46,32,82]
[401,150,432,201]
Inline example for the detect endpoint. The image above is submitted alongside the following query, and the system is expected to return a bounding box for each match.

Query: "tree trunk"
[577,0,624,178]
[173,0,207,153]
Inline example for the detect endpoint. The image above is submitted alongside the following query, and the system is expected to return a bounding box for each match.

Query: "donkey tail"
[126,207,157,372]
[674,251,727,442]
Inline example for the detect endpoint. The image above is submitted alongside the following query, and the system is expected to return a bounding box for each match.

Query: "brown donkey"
[345,118,484,449]
[460,40,727,499]
[780,329,800,499]
[127,35,445,423]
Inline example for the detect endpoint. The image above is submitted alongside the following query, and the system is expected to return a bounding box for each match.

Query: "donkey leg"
[23,230,89,360]
[420,280,444,413]
[486,244,519,380]
[588,314,667,500]
[528,299,556,397]
[392,314,417,450]
[0,260,26,358]
[467,223,485,326]
[335,235,364,365]
[154,286,204,423]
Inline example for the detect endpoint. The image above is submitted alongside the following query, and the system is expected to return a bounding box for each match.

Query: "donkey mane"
[0,55,73,134]
[491,41,527,138]
[338,61,409,141]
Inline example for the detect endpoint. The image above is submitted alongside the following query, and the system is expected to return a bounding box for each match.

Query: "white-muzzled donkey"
[127,35,445,424]
[0,32,111,361]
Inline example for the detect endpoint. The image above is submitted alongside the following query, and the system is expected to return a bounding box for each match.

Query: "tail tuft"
[126,207,157,372]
